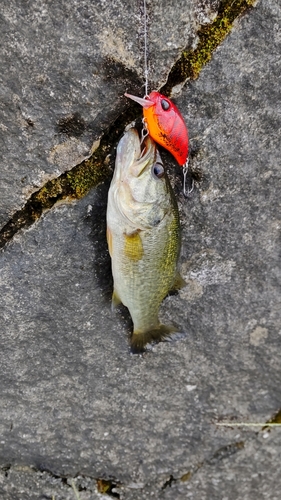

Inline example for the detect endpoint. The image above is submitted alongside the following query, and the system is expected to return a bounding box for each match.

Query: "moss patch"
[96,478,120,498]
[262,408,281,431]
[0,148,110,249]
[161,0,256,95]
[0,104,143,248]
[0,0,256,248]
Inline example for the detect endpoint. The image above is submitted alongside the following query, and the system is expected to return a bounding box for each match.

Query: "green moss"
[161,0,256,94]
[96,478,120,497]
[66,153,110,199]
[0,0,257,249]
[0,151,110,248]
[31,145,111,208]
[180,471,192,482]
[33,179,63,206]
[264,408,281,429]
[270,409,281,424]
[0,102,139,248]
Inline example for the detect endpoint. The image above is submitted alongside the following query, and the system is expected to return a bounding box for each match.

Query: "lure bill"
[106,127,184,352]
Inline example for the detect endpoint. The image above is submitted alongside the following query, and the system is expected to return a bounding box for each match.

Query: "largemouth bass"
[106,127,183,352]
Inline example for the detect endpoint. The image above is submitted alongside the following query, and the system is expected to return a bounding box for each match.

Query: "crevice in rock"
[176,440,245,485]
[96,478,121,498]
[0,0,256,250]
[161,474,176,490]
[45,469,122,498]
[0,463,12,478]
[161,0,257,95]
[0,411,278,498]
[207,440,245,465]
[0,105,139,250]
[262,407,281,431]
[158,440,245,492]
[0,464,122,498]
[163,407,281,491]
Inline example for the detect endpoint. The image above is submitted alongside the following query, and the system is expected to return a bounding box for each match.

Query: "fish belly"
[111,211,180,337]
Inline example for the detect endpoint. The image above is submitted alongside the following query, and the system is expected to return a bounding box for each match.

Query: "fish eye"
[161,99,170,111]
[152,162,165,179]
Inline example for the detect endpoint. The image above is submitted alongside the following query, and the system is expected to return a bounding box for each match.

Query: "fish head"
[109,128,171,231]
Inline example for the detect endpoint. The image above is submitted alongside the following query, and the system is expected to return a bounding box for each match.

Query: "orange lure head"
[125,91,188,166]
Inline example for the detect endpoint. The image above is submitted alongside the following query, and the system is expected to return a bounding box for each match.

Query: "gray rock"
[159,431,281,500]
[0,465,101,500]
[0,0,204,227]
[0,0,280,498]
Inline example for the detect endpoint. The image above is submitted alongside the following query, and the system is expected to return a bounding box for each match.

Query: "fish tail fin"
[130,324,177,354]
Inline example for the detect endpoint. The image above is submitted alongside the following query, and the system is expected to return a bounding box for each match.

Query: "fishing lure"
[124,91,188,166]
[124,0,191,194]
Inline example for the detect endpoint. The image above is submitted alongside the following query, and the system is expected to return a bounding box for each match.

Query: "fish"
[124,91,188,166]
[106,127,184,352]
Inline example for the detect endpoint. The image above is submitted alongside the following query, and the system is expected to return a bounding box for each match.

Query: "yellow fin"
[124,232,143,261]
[130,324,177,353]
[112,289,122,310]
[171,271,186,291]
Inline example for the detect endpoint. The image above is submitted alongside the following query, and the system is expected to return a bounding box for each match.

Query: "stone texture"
[0,0,281,499]
[0,466,102,500]
[160,431,281,500]
[0,0,205,227]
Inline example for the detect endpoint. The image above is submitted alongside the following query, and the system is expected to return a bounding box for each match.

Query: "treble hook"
[183,159,194,197]
[141,117,149,144]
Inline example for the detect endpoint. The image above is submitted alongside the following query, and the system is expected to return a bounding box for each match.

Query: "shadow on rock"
[87,179,133,337]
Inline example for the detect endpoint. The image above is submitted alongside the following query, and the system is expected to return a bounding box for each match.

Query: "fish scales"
[106,127,183,351]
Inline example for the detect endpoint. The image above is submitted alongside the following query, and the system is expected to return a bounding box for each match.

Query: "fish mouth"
[131,133,156,178]
[125,92,154,109]
[114,127,156,178]
[112,128,164,231]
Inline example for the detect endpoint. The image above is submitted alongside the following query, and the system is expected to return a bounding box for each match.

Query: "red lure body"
[125,91,188,166]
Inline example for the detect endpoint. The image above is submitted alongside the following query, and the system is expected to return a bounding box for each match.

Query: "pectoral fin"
[106,227,113,258]
[171,271,186,291]
[124,231,143,261]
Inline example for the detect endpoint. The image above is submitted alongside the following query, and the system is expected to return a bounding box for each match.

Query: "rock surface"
[0,0,203,227]
[0,0,281,499]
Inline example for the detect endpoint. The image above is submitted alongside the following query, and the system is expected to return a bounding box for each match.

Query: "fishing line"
[134,0,192,195]
[140,0,149,144]
[143,0,149,97]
